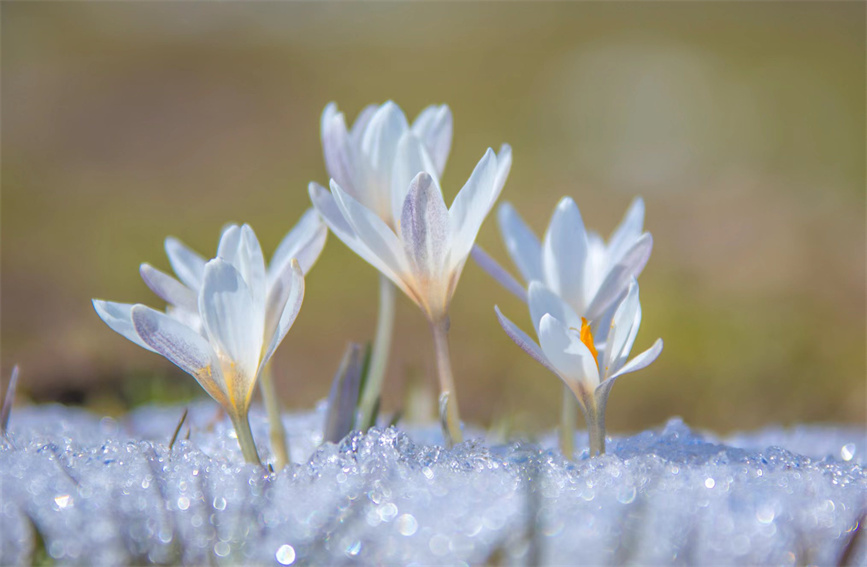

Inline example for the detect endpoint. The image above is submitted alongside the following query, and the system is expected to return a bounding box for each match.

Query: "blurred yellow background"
[2,2,864,434]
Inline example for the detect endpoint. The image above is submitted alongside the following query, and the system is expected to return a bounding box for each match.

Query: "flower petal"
[268,208,327,287]
[198,259,262,407]
[493,144,512,197]
[470,244,528,303]
[331,179,410,279]
[528,280,582,338]
[497,201,543,284]
[585,233,653,321]
[310,182,410,294]
[350,104,378,145]
[538,313,600,390]
[400,172,450,282]
[447,148,498,272]
[390,131,439,226]
[411,104,452,177]
[607,197,645,265]
[131,304,228,407]
[217,224,267,326]
[542,197,589,312]
[360,101,409,213]
[261,259,305,369]
[321,105,360,197]
[494,306,558,375]
[140,263,198,313]
[601,280,641,377]
[164,237,207,291]
[92,300,155,352]
[609,338,663,380]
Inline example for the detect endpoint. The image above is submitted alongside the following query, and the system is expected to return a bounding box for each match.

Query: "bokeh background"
[2,2,864,435]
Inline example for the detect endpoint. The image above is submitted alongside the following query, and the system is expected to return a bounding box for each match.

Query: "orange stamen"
[579,317,599,367]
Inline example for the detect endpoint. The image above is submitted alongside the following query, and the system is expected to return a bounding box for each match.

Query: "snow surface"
[1,402,864,566]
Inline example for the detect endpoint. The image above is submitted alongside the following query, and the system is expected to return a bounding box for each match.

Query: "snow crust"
[1,402,864,565]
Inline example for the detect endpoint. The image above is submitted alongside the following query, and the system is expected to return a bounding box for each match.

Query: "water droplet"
[54,494,72,509]
[276,544,296,565]
[345,540,361,556]
[841,443,856,462]
[756,505,775,524]
[213,497,227,511]
[397,514,418,536]
[214,541,230,557]
[704,478,715,489]
[177,496,190,510]
[616,486,637,504]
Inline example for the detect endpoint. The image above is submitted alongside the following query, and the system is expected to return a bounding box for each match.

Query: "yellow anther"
[579,317,599,368]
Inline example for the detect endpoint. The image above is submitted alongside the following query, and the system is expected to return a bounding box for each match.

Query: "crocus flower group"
[94,99,663,463]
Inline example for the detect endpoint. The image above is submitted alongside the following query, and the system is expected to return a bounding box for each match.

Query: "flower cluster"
[94,100,662,464]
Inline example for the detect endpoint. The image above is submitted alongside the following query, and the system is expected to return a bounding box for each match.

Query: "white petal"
[139,263,198,313]
[350,104,379,145]
[542,197,589,312]
[92,300,154,352]
[332,179,410,279]
[494,306,558,375]
[321,107,360,198]
[320,102,338,141]
[584,231,608,296]
[360,101,409,210]
[400,172,450,281]
[538,313,600,390]
[261,259,305,368]
[198,259,262,398]
[131,304,228,407]
[164,237,207,291]
[493,144,512,197]
[390,131,439,226]
[608,338,663,381]
[602,280,641,377]
[607,197,645,265]
[218,224,267,321]
[447,148,498,272]
[268,208,327,286]
[528,281,582,338]
[309,181,357,240]
[309,182,408,291]
[585,234,653,321]
[411,104,452,177]
[497,202,543,283]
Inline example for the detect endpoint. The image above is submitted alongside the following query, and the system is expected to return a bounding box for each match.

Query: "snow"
[1,402,864,565]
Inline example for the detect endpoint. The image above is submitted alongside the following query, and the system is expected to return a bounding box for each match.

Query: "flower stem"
[559,386,577,459]
[358,274,396,429]
[430,318,463,446]
[585,396,606,457]
[258,363,289,469]
[229,411,261,465]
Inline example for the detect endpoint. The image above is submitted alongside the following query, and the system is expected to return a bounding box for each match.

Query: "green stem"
[431,318,463,446]
[357,274,396,429]
[559,386,577,459]
[258,364,289,469]
[229,411,261,465]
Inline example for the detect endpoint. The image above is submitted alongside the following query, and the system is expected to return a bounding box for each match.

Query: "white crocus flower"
[321,101,452,228]
[319,101,453,429]
[497,196,652,322]
[136,208,325,330]
[92,225,306,465]
[311,144,512,445]
[496,279,662,456]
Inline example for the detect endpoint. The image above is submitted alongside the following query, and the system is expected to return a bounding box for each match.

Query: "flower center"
[579,317,599,368]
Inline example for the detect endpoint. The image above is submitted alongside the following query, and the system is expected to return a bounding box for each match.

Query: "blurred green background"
[2,2,864,435]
